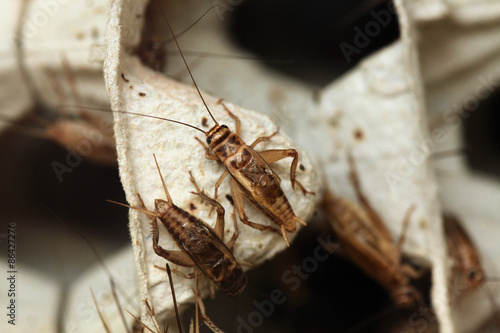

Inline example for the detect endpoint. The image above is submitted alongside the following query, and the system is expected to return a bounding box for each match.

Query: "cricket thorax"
[212,132,245,162]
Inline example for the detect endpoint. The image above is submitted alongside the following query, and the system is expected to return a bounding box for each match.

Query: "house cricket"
[112,155,247,295]
[110,154,244,331]
[322,152,424,308]
[442,213,500,332]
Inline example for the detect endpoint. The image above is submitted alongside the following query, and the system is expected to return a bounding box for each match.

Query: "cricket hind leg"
[151,218,196,267]
[258,149,314,196]
[230,178,290,246]
[137,193,197,268]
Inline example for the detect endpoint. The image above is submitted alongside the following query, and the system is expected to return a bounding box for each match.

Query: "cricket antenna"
[161,11,219,126]
[160,5,219,45]
[60,105,207,134]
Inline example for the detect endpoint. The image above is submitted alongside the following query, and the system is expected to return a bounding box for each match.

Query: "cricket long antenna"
[153,154,173,205]
[486,276,500,282]
[160,5,219,45]
[106,199,160,219]
[91,287,112,333]
[161,12,218,126]
[60,105,206,134]
[433,147,467,160]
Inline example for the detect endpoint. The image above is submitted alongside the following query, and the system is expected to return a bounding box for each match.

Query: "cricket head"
[206,124,230,148]
[463,266,484,289]
[154,199,172,215]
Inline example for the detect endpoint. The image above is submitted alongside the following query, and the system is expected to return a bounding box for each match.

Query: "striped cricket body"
[110,155,247,297]
[151,196,246,296]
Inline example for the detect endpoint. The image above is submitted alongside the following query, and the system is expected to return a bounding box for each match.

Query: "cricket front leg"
[213,169,229,201]
[153,265,196,279]
[209,169,229,216]
[258,149,314,195]
[395,204,416,256]
[195,137,219,160]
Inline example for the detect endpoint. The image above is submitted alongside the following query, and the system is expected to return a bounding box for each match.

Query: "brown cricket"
[154,15,313,247]
[111,155,247,297]
[323,153,423,307]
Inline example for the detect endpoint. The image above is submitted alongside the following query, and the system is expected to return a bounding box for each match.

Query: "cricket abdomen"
[159,205,210,250]
[242,181,297,232]
[159,204,247,295]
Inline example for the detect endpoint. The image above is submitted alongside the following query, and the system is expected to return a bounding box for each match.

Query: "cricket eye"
[221,125,228,129]
[468,269,482,282]
[206,136,212,144]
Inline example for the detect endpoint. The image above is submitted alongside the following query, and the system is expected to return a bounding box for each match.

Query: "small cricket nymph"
[110,155,247,297]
